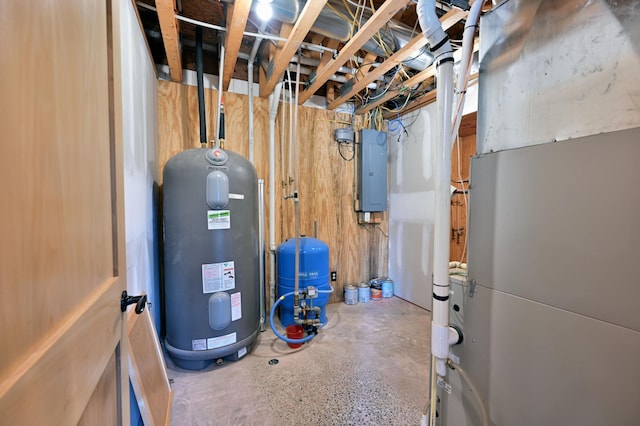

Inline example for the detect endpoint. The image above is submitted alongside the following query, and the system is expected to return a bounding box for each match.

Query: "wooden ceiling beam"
[298,0,412,105]
[260,0,328,98]
[356,52,379,81]
[382,69,479,120]
[383,86,438,119]
[356,65,436,114]
[329,8,467,110]
[156,0,183,82]
[357,65,436,115]
[318,39,341,69]
[359,20,480,115]
[222,0,252,91]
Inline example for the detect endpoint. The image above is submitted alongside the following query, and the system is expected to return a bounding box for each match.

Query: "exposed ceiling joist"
[330,8,467,111]
[357,66,435,114]
[384,85,437,119]
[260,0,329,98]
[383,70,479,120]
[156,0,182,82]
[298,0,412,105]
[356,52,379,81]
[222,0,252,91]
[329,36,430,110]
[356,11,476,115]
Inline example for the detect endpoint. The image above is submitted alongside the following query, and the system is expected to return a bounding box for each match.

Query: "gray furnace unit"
[162,147,260,370]
[358,129,388,211]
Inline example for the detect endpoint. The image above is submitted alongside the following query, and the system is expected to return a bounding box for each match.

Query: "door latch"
[120,291,147,314]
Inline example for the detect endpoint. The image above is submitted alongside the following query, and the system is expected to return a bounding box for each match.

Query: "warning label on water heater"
[207,210,230,230]
[202,261,235,293]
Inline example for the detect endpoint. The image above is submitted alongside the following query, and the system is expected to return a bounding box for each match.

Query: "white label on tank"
[437,377,452,395]
[238,347,247,358]
[192,338,207,351]
[231,292,242,321]
[202,261,236,293]
[207,332,236,349]
[228,193,244,200]
[207,210,231,230]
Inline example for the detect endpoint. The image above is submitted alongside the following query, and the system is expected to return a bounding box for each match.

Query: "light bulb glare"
[256,2,272,21]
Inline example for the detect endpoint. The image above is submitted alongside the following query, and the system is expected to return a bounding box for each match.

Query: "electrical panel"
[358,129,388,212]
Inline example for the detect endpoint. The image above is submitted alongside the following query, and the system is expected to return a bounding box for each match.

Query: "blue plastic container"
[277,237,331,327]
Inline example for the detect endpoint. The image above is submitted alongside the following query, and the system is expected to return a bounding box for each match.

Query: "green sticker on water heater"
[207,210,230,230]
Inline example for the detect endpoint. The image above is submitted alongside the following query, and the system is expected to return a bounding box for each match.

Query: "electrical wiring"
[375,225,389,238]
[345,0,373,13]
[338,141,355,161]
[327,2,355,38]
[380,89,414,114]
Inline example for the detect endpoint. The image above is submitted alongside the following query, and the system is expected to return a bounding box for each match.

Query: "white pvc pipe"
[293,61,301,306]
[281,76,287,184]
[215,40,225,149]
[247,23,266,163]
[417,6,456,426]
[451,0,483,142]
[268,83,283,310]
[288,76,294,190]
[417,0,455,380]
[258,179,266,331]
[248,62,255,162]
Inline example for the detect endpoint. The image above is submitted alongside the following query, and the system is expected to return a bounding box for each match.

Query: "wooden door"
[0,0,129,424]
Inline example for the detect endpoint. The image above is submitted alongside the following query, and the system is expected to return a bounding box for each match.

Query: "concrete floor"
[167,296,432,426]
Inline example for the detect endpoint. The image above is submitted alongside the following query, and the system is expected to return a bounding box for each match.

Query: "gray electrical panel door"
[358,129,388,211]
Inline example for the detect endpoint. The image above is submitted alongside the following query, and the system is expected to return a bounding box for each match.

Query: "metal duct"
[251,0,435,71]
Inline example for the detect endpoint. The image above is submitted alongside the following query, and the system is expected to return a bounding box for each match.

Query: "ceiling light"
[256,0,272,22]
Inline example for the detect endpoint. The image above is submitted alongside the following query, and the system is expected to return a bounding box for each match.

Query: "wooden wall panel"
[450,132,476,264]
[157,80,388,304]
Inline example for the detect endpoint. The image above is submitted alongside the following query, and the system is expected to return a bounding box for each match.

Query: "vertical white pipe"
[247,23,267,163]
[451,0,483,142]
[293,61,301,304]
[215,40,225,149]
[268,83,283,310]
[258,179,266,331]
[281,81,286,184]
[288,76,294,193]
[432,55,454,378]
[248,64,255,162]
[417,0,454,379]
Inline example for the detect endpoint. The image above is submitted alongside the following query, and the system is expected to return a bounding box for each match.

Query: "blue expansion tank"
[277,237,331,327]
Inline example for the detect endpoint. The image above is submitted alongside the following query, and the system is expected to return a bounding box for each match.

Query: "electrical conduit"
[268,83,283,310]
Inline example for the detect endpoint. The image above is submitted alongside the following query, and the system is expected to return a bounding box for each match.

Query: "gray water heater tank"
[163,147,260,370]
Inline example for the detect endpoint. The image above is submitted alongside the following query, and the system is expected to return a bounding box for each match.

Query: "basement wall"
[156,79,388,305]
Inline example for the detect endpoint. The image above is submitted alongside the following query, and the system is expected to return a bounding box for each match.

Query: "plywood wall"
[450,132,476,264]
[157,80,388,304]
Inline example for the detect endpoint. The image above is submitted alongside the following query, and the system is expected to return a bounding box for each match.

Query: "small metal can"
[357,282,370,303]
[344,284,358,305]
